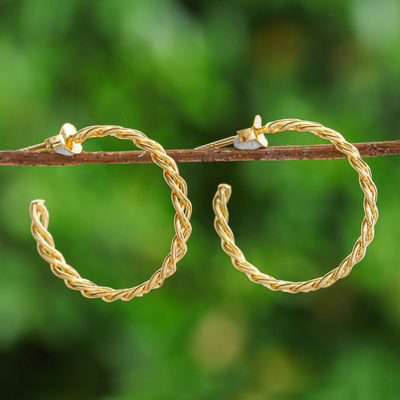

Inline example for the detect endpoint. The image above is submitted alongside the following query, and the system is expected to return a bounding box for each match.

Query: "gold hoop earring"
[202,116,378,293]
[22,123,192,301]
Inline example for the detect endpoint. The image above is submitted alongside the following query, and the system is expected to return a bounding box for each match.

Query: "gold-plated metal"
[29,124,192,302]
[212,118,379,293]
[236,115,268,147]
[20,123,83,155]
[195,135,237,150]
[196,115,268,149]
[20,143,48,152]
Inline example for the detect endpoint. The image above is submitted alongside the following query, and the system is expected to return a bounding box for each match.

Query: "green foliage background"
[1,0,400,399]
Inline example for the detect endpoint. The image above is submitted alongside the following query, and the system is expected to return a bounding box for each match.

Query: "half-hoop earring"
[198,116,378,293]
[21,123,192,301]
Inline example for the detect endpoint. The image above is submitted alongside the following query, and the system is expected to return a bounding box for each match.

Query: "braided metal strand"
[213,119,378,293]
[30,126,192,302]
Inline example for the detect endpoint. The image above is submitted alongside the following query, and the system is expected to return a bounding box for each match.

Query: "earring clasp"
[236,115,268,148]
[195,115,268,150]
[20,123,82,156]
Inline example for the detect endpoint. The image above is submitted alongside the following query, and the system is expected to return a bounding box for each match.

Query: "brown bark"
[0,140,399,166]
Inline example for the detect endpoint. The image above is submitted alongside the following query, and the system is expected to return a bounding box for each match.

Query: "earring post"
[19,143,48,152]
[19,123,82,156]
[196,115,268,149]
[195,136,236,150]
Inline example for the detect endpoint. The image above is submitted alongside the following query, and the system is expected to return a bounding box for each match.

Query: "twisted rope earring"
[22,123,192,301]
[198,116,378,293]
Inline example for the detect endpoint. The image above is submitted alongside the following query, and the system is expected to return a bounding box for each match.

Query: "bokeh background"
[1,0,400,399]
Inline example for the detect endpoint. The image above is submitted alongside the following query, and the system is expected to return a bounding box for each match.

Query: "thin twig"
[0,140,399,166]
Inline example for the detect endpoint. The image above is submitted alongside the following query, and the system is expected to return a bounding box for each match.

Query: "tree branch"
[0,140,399,166]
